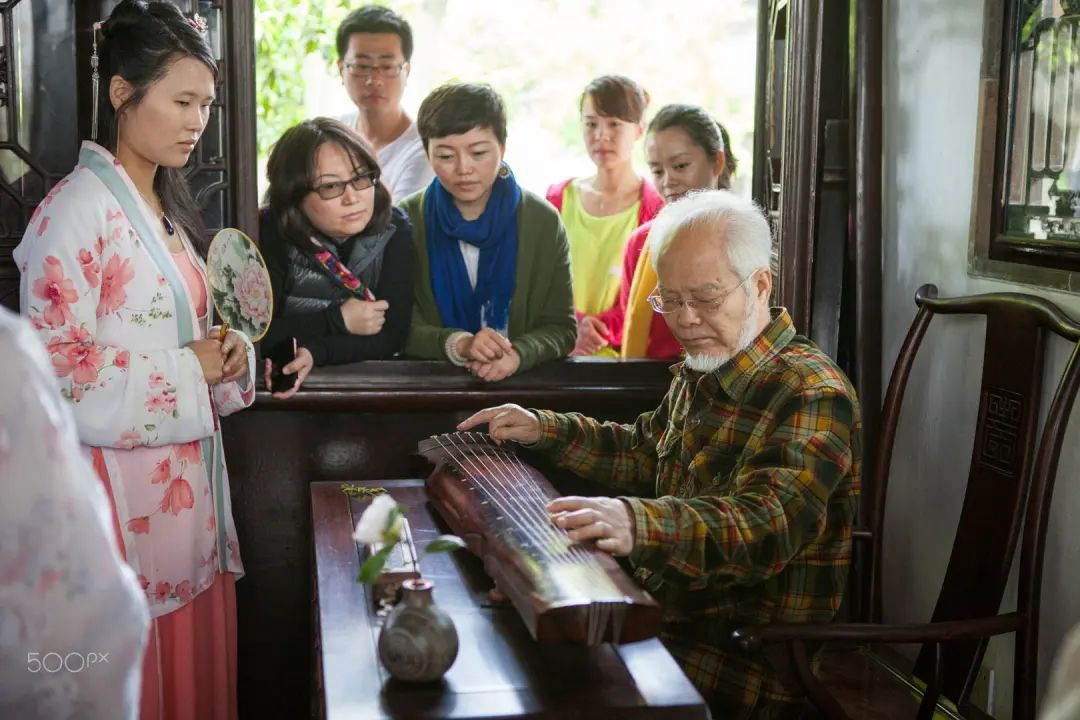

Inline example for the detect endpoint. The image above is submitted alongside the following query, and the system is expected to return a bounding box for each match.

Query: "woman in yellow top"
[546,75,663,356]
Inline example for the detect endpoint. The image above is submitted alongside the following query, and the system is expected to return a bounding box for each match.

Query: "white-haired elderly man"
[460,190,861,719]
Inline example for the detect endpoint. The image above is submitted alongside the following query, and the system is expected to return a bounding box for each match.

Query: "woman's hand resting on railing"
[466,349,521,382]
[571,315,609,356]
[456,327,514,362]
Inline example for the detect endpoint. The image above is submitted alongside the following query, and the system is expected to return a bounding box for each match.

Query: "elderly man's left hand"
[547,496,635,556]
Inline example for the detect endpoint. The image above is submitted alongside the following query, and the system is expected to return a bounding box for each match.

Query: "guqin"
[418,431,662,646]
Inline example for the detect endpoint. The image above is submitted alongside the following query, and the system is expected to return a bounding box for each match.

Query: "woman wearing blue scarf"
[401,83,575,381]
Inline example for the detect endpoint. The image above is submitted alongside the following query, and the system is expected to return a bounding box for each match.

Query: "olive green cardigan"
[400,188,576,371]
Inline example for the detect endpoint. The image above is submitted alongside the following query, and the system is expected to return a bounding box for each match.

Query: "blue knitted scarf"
[424,166,520,334]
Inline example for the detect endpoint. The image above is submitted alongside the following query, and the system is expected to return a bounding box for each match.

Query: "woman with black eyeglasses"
[259,117,414,396]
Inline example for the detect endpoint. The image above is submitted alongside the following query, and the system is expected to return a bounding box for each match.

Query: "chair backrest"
[865,284,1080,717]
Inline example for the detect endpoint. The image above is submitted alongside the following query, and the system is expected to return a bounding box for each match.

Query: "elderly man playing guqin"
[460,190,861,719]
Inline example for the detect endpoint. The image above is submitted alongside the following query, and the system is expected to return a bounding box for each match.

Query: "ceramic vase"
[377,578,458,682]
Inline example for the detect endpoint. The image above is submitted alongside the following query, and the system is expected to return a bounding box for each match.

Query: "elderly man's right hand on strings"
[457,403,541,445]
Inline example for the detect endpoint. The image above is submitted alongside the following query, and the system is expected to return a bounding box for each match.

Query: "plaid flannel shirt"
[531,309,861,717]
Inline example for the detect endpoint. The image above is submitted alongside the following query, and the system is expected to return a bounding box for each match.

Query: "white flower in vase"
[353,493,465,583]
[353,493,403,546]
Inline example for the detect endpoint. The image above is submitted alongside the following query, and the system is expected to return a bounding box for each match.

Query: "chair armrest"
[732,611,1023,652]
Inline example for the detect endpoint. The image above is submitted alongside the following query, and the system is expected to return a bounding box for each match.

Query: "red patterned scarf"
[310,237,376,301]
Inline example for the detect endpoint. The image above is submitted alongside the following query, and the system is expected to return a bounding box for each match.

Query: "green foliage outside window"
[255,0,414,163]
[253,0,757,198]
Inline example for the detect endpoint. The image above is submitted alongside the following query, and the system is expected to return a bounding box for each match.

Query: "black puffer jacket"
[260,206,414,366]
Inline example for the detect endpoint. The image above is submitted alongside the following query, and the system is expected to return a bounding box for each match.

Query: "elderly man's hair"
[648,190,772,282]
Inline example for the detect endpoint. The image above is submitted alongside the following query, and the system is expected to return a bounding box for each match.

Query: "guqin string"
[434,433,598,567]
[426,431,632,645]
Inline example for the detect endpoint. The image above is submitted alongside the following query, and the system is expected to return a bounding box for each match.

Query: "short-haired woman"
[547,75,663,356]
[595,104,738,360]
[259,117,414,397]
[402,82,575,382]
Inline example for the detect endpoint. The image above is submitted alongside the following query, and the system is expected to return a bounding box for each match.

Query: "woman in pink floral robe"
[0,307,150,719]
[14,3,253,719]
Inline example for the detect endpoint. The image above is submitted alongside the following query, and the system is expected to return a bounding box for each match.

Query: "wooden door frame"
[854,0,884,621]
[223,1,258,240]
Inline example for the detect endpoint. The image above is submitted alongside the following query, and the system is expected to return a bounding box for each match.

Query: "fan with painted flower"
[206,228,272,342]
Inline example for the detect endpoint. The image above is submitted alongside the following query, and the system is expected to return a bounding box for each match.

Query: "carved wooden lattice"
[0,0,253,311]
[182,0,229,236]
[0,0,78,310]
[979,387,1024,474]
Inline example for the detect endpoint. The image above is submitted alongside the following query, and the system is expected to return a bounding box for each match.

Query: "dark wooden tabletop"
[311,479,707,720]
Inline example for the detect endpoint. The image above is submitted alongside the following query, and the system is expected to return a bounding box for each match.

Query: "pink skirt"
[92,449,239,720]
[138,572,238,720]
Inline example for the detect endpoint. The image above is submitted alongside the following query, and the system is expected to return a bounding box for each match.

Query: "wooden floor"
[817,646,994,720]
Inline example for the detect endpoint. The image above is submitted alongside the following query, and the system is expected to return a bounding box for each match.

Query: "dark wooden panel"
[224,359,673,719]
[312,480,706,720]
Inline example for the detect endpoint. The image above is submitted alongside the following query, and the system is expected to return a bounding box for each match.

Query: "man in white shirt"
[0,307,149,719]
[336,6,434,202]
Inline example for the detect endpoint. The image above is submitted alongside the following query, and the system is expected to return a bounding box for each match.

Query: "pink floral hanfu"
[14,142,255,621]
[0,310,149,719]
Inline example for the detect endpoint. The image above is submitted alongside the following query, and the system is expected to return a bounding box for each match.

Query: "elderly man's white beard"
[683,294,762,373]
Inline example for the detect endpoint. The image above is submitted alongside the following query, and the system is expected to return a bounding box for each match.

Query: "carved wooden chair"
[733,284,1080,720]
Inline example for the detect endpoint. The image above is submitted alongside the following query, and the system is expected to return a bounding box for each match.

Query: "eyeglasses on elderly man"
[647,274,753,315]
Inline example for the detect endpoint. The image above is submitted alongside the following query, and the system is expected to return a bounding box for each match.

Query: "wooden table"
[225,359,674,719]
[311,479,707,720]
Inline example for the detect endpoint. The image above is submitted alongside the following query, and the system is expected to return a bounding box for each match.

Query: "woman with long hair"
[14,2,253,717]
[594,104,739,360]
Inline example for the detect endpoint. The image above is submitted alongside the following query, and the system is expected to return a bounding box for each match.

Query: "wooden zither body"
[418,432,662,646]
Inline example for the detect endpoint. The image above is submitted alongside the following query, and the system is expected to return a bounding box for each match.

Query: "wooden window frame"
[971,0,1080,291]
